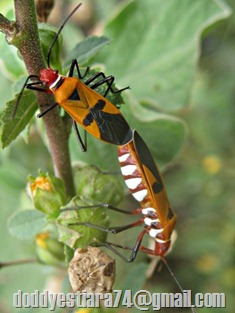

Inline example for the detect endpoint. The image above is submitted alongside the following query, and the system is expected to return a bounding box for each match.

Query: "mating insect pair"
[16,2,176,263]
[16,3,195,312]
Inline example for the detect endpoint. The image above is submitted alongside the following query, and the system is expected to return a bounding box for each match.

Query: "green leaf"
[96,0,231,112]
[124,93,187,167]
[8,209,46,239]
[64,36,110,68]
[38,23,63,72]
[64,245,75,264]
[0,90,38,148]
[120,262,149,293]
[57,196,109,249]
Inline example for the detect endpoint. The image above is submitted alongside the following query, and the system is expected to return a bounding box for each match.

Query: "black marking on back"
[95,99,106,110]
[133,131,164,194]
[83,113,93,126]
[82,100,105,127]
[69,89,80,101]
[83,99,132,145]
[93,111,132,145]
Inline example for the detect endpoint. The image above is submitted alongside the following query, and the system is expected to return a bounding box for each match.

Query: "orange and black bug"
[68,130,176,260]
[116,130,176,258]
[15,3,133,151]
[67,132,196,312]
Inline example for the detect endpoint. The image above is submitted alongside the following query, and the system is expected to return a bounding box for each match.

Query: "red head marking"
[39,68,58,87]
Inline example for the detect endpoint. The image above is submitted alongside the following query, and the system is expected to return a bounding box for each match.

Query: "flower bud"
[74,165,123,205]
[36,232,65,267]
[28,172,66,219]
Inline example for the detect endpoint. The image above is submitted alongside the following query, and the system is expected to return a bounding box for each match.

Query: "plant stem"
[0,259,37,269]
[3,0,75,197]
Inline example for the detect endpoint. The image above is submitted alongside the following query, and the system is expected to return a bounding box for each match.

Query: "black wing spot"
[69,89,80,101]
[152,181,164,194]
[168,207,174,219]
[94,99,106,110]
[83,113,93,126]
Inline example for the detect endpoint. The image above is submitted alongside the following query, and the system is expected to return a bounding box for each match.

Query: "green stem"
[2,0,75,198]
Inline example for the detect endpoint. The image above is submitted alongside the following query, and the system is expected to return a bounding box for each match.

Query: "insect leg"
[68,59,129,96]
[26,82,51,93]
[68,218,143,234]
[13,75,41,118]
[37,102,58,118]
[72,120,87,152]
[60,203,135,215]
[68,59,90,79]
[96,229,147,263]
[85,72,129,97]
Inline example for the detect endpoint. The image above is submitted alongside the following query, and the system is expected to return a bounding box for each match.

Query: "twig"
[0,0,75,197]
[0,258,37,269]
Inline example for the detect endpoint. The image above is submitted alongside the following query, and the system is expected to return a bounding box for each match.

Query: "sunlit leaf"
[96,0,231,112]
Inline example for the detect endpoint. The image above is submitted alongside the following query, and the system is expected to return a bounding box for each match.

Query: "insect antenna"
[161,256,197,313]
[46,3,82,68]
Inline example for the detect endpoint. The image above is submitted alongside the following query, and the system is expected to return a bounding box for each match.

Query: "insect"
[15,3,133,151]
[67,133,196,312]
[116,130,176,258]
[69,130,176,261]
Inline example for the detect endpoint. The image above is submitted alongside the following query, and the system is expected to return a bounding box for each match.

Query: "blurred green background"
[0,0,234,312]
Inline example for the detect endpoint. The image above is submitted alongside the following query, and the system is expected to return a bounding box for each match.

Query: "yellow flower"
[36,232,49,249]
[202,155,222,174]
[196,254,220,273]
[30,177,53,197]
[35,232,65,267]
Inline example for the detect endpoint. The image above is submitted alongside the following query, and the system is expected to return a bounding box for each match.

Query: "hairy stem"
[2,0,75,197]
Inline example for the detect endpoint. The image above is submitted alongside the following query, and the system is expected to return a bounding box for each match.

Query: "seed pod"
[68,247,115,293]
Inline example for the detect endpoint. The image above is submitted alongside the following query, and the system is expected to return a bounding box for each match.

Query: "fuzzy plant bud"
[74,165,123,205]
[28,171,66,219]
[36,232,65,267]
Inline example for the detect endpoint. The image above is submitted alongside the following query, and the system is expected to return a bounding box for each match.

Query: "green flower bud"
[74,165,123,205]
[36,232,65,267]
[28,171,66,219]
